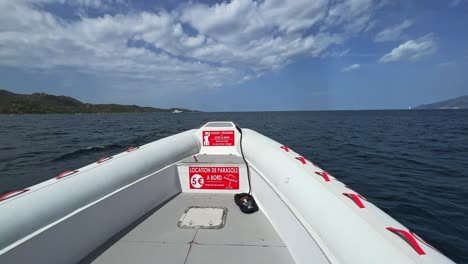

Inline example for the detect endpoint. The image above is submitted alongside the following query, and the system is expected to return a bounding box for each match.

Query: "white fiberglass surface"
[88,193,295,264]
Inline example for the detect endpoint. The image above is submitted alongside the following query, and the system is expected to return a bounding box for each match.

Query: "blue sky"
[0,0,467,111]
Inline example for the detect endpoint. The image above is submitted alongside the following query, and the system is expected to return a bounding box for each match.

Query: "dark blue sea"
[1,110,467,263]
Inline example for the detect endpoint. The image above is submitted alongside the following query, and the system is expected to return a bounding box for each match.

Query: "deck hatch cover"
[177,207,227,229]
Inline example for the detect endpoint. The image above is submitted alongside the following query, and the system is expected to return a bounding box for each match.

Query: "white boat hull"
[0,122,454,264]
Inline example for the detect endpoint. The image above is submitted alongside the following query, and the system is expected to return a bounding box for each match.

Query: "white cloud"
[26,0,127,9]
[374,19,413,42]
[341,64,360,72]
[323,48,350,58]
[378,34,438,63]
[323,0,376,33]
[0,0,384,97]
[177,0,346,71]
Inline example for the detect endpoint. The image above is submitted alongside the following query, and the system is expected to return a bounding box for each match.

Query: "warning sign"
[189,167,239,190]
[202,130,235,146]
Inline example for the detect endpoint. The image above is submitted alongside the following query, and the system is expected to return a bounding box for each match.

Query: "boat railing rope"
[0,189,30,202]
[342,193,366,208]
[314,171,331,182]
[280,145,289,152]
[295,156,307,164]
[97,156,113,164]
[126,146,139,152]
[386,227,426,255]
[55,170,79,180]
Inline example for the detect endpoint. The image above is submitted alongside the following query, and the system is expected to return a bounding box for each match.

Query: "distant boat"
[172,109,183,113]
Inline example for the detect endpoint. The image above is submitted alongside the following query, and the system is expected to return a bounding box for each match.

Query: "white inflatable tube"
[0,129,200,253]
[242,129,454,264]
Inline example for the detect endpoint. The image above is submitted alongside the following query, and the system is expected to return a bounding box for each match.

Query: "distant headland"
[0,89,198,114]
[415,95,468,110]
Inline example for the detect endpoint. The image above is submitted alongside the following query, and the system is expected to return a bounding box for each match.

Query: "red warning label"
[189,166,239,190]
[202,130,235,146]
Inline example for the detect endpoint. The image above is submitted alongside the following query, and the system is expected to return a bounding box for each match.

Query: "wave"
[52,144,124,162]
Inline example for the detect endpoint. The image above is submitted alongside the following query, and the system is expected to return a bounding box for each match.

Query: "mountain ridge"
[415,95,468,109]
[0,89,197,114]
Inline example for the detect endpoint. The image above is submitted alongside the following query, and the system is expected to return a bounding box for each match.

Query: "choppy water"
[0,110,467,263]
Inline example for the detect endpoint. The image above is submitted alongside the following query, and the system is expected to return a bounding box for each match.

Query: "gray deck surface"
[90,193,295,264]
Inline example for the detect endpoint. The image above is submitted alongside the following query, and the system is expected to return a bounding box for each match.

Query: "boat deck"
[85,193,295,264]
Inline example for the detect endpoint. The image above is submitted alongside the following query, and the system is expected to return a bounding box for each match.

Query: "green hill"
[0,90,197,114]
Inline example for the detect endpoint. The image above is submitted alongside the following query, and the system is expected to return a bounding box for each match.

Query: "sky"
[0,0,467,111]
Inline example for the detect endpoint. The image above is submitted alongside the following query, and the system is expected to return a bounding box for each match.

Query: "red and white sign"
[202,130,235,146]
[189,166,239,190]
